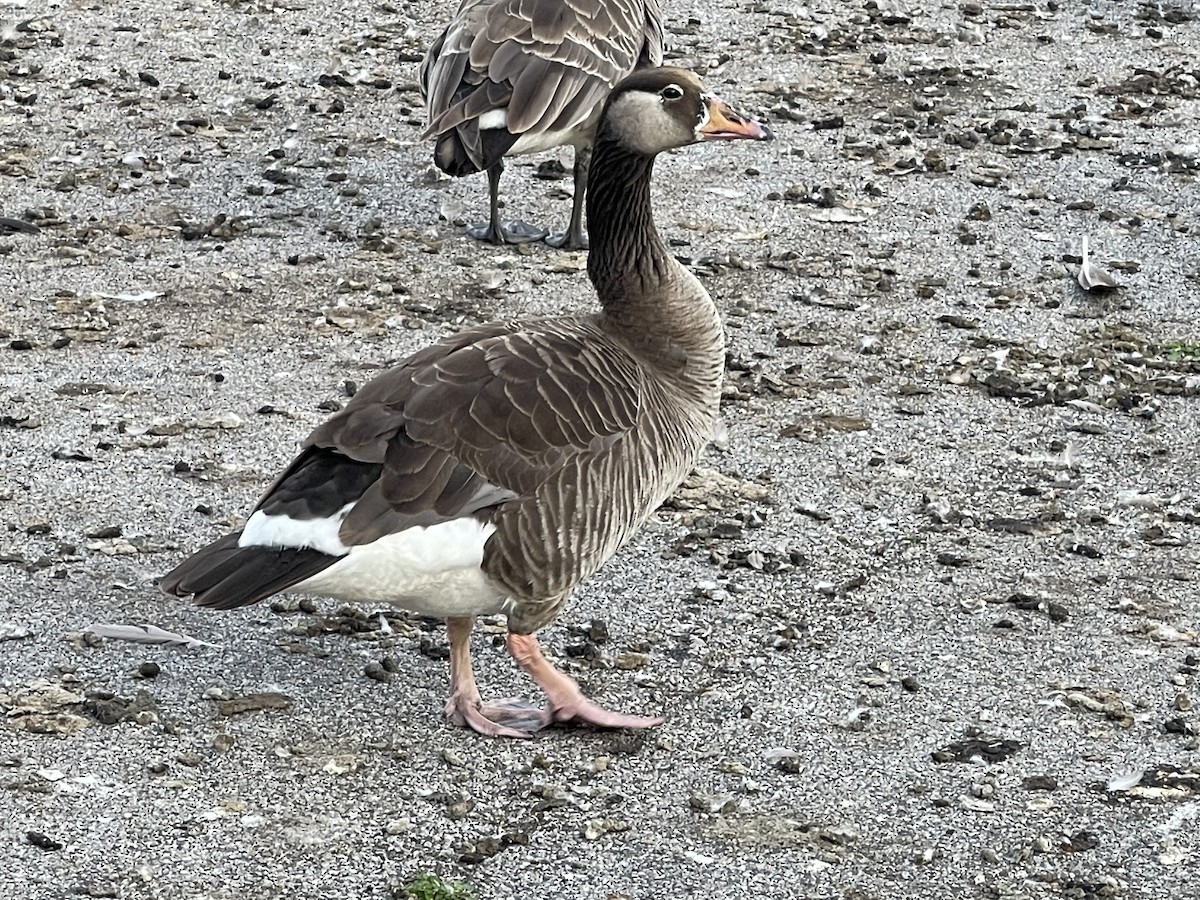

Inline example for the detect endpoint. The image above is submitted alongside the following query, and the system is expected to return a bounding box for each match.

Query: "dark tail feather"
[433,126,520,178]
[160,532,337,610]
[434,131,481,178]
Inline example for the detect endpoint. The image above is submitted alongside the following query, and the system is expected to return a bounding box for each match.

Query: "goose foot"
[507,632,664,731]
[545,230,588,251]
[466,219,548,244]
[444,692,541,739]
[443,617,662,738]
[444,616,538,738]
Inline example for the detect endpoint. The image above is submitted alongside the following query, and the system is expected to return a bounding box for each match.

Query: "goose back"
[420,0,665,173]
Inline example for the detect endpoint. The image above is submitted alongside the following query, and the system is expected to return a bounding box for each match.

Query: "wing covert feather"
[254,320,644,547]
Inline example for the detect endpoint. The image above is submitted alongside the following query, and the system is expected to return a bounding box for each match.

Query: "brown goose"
[419,0,664,249]
[162,67,771,738]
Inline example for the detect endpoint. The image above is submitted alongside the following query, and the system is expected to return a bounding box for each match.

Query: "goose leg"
[506,632,664,731]
[466,164,547,245]
[443,616,542,739]
[545,146,590,250]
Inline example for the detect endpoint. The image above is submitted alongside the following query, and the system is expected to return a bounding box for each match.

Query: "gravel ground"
[2,1,1199,898]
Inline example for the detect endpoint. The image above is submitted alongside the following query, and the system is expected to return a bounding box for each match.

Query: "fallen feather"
[0,622,33,641]
[802,206,877,223]
[1077,235,1119,291]
[94,290,165,303]
[1106,769,1145,792]
[83,623,220,650]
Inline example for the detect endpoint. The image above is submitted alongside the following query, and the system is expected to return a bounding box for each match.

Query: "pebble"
[384,818,413,835]
[26,831,62,851]
[363,662,391,683]
[1021,774,1058,792]
[581,818,629,840]
[688,792,740,814]
[135,662,160,680]
[614,652,647,671]
[212,733,235,753]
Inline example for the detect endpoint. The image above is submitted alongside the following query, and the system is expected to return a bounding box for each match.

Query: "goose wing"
[421,0,664,147]
[163,319,645,608]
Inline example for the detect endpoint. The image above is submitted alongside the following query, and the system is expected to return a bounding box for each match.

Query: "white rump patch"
[477,109,508,130]
[259,514,509,618]
[239,506,355,556]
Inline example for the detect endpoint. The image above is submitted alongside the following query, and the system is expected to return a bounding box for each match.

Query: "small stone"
[26,831,62,851]
[194,411,243,430]
[146,418,186,436]
[364,662,391,683]
[441,748,466,767]
[582,818,629,840]
[688,792,740,814]
[901,675,920,693]
[322,754,362,775]
[771,754,802,774]
[384,818,413,835]
[1021,774,1058,792]
[446,800,474,820]
[212,733,235,753]
[134,661,161,679]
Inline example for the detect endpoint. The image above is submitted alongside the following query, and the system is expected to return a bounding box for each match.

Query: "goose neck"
[585,139,675,307]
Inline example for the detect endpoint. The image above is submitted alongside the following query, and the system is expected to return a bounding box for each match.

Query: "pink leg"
[443,617,541,739]
[507,632,664,731]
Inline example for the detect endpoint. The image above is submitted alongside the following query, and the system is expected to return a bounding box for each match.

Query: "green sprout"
[1161,340,1200,362]
[398,873,475,900]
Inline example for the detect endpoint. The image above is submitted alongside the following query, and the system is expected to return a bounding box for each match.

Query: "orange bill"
[698,97,773,141]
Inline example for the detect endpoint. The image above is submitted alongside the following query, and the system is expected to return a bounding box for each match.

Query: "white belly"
[245,513,511,617]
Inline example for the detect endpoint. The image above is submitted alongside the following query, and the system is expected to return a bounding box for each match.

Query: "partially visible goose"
[419,0,664,248]
[162,68,771,738]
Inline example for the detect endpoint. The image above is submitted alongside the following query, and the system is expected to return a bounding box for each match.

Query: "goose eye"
[660,84,684,101]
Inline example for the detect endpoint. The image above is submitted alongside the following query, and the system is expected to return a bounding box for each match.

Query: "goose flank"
[161,67,772,738]
[419,0,664,249]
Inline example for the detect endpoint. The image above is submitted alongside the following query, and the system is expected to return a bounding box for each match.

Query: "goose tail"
[160,532,336,611]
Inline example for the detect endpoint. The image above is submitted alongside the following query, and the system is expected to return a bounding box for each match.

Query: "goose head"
[596,67,773,157]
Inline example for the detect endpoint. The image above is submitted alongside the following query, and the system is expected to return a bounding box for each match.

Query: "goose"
[418,0,664,249]
[161,67,771,738]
